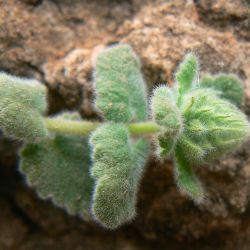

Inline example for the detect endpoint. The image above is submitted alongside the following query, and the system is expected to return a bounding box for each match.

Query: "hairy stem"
[128,122,161,135]
[44,118,161,136]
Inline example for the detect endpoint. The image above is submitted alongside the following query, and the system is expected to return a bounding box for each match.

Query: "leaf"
[150,85,183,156]
[0,103,48,142]
[0,72,48,141]
[0,72,47,113]
[94,44,148,122]
[20,133,94,220]
[178,88,250,164]
[174,149,204,202]
[175,53,198,98]
[200,74,244,107]
[89,123,149,229]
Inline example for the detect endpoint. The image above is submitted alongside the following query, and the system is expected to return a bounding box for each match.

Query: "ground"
[0,0,250,249]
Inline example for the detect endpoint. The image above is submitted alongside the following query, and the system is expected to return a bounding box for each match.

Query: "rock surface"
[0,0,250,249]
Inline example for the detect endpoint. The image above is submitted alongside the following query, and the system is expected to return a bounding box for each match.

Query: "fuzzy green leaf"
[200,74,244,107]
[20,133,94,219]
[0,103,48,142]
[94,44,148,122]
[174,150,204,202]
[0,72,48,141]
[0,72,47,113]
[175,53,198,98]
[177,88,250,164]
[90,123,149,229]
[150,53,250,204]
[150,85,183,156]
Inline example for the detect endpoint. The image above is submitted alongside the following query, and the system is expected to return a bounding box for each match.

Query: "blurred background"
[0,0,250,249]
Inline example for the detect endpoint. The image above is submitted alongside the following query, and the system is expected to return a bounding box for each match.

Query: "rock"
[0,0,250,249]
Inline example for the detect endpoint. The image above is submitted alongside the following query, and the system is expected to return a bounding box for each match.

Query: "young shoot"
[0,44,249,229]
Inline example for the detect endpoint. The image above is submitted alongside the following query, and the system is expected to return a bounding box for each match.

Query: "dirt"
[0,0,250,249]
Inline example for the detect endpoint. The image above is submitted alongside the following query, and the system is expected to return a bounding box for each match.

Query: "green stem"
[128,122,161,135]
[44,118,161,136]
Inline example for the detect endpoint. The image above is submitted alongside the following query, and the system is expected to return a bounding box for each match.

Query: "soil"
[0,0,250,249]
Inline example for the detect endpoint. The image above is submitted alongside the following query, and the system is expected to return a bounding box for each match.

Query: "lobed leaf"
[89,123,149,229]
[20,129,94,219]
[200,73,244,107]
[94,44,148,123]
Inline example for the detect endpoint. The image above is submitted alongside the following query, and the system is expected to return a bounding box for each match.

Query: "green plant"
[0,44,249,229]
[200,73,244,107]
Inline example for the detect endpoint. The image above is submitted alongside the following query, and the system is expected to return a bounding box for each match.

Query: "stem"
[44,118,161,136]
[44,118,99,136]
[128,122,161,135]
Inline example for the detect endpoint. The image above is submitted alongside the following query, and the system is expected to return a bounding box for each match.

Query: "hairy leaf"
[0,72,48,141]
[94,44,148,122]
[20,133,94,219]
[150,85,182,156]
[200,74,244,107]
[0,72,47,113]
[0,103,48,142]
[175,53,198,98]
[90,123,149,229]
[177,88,250,164]
[174,150,204,202]
[150,53,250,204]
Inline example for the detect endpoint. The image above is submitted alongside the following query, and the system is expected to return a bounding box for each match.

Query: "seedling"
[0,44,249,229]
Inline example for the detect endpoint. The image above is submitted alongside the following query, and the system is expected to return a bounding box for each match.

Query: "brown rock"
[0,0,250,249]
